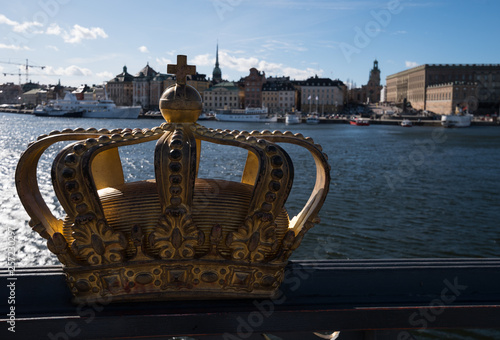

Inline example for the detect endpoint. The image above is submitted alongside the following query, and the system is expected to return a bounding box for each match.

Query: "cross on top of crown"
[167,55,196,86]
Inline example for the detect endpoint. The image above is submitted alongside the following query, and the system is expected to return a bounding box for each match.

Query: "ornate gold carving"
[72,216,127,265]
[227,213,278,262]
[149,212,204,259]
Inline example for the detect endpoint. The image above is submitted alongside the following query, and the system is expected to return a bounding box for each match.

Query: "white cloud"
[46,23,62,35]
[193,50,321,80]
[62,24,108,44]
[192,54,212,66]
[0,43,30,51]
[96,71,113,79]
[45,45,59,51]
[0,14,42,33]
[44,65,93,77]
[138,46,149,53]
[156,57,172,67]
[405,61,419,68]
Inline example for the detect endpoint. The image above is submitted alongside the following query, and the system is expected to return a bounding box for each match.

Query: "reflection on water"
[2,112,500,268]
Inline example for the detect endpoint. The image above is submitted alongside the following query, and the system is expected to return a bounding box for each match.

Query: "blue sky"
[0,0,498,88]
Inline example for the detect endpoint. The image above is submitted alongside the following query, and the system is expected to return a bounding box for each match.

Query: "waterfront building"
[202,81,240,111]
[150,73,175,110]
[72,84,89,100]
[133,63,158,109]
[242,68,266,108]
[0,83,23,104]
[22,88,47,107]
[386,64,500,114]
[187,73,210,93]
[261,76,297,114]
[296,76,345,114]
[426,82,478,114]
[107,66,134,106]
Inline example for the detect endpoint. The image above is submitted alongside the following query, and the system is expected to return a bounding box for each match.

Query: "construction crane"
[0,59,46,83]
[2,70,22,85]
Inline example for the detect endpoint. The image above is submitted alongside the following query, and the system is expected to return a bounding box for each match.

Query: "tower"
[212,43,222,84]
[369,59,381,87]
[365,59,382,103]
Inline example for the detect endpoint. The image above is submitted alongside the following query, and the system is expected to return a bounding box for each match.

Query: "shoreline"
[1,108,499,127]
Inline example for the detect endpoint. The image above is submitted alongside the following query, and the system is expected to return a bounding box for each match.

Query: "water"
[1,113,500,338]
[1,112,500,265]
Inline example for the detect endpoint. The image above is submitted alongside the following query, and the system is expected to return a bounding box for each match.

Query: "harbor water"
[1,111,500,265]
[1,112,500,338]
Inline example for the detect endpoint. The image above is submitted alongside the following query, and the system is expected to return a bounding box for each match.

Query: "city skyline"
[0,0,499,87]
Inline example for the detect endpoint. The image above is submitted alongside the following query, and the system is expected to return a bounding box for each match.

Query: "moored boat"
[306,113,320,124]
[441,112,472,128]
[33,104,83,118]
[286,113,301,125]
[33,92,141,119]
[401,119,412,127]
[350,117,370,126]
[215,107,277,123]
[198,112,216,121]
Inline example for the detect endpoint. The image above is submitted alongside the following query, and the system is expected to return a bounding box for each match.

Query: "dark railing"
[2,259,500,339]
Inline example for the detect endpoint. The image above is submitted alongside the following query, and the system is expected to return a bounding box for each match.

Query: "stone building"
[386,64,500,114]
[188,73,210,94]
[0,83,23,104]
[107,66,134,106]
[242,68,266,108]
[349,60,383,104]
[133,63,158,109]
[296,76,345,114]
[107,64,208,111]
[261,76,297,114]
[22,88,47,107]
[426,82,478,115]
[202,81,240,111]
[150,73,175,110]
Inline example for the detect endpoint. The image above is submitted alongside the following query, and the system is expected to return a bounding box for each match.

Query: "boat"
[198,112,216,121]
[285,113,301,125]
[34,92,141,119]
[401,119,413,127]
[306,113,320,124]
[215,107,277,123]
[33,103,83,118]
[350,117,370,126]
[441,108,472,128]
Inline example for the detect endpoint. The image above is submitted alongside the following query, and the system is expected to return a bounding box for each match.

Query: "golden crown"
[16,55,330,303]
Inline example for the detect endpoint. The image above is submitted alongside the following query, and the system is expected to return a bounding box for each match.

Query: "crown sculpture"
[16,55,330,303]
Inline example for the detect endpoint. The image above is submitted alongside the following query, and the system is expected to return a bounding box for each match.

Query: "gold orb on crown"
[16,55,330,303]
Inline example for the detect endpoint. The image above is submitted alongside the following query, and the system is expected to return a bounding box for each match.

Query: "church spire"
[212,41,222,84]
[215,42,219,68]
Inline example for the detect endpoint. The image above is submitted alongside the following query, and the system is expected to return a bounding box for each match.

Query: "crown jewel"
[16,55,330,303]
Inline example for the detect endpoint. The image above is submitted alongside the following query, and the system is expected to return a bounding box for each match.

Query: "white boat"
[441,108,472,128]
[34,92,141,119]
[306,113,320,124]
[215,108,277,123]
[33,103,83,117]
[198,112,216,121]
[401,119,412,127]
[285,113,301,125]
